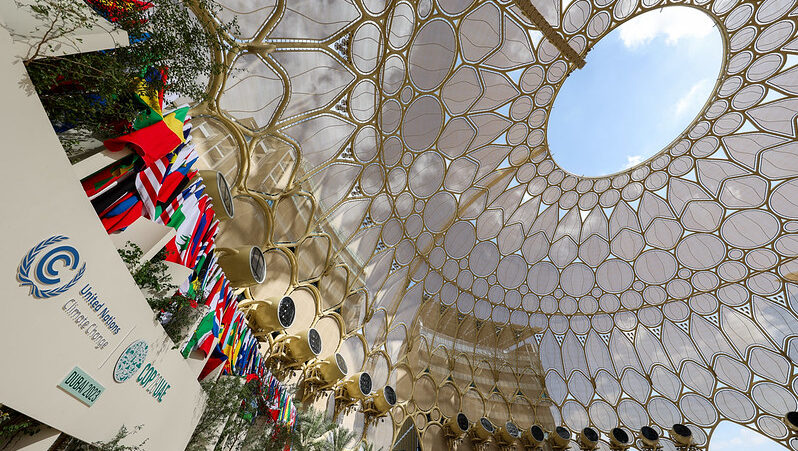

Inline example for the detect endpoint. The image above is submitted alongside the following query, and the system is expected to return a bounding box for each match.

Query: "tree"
[360,442,384,451]
[289,408,357,451]
[22,0,234,152]
[117,242,198,344]
[0,407,43,449]
[327,427,357,451]
[64,425,148,450]
[185,376,253,451]
[290,408,337,451]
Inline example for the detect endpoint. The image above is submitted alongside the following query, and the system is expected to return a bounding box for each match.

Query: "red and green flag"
[181,310,215,358]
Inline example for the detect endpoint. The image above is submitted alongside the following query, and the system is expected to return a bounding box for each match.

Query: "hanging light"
[640,426,660,449]
[785,412,798,434]
[249,296,295,332]
[578,427,599,450]
[547,426,571,450]
[521,424,546,448]
[340,371,372,401]
[670,423,694,448]
[309,352,348,387]
[496,421,522,444]
[444,413,471,438]
[609,427,631,450]
[280,328,322,364]
[198,170,234,220]
[367,385,397,415]
[217,245,266,287]
[471,417,495,442]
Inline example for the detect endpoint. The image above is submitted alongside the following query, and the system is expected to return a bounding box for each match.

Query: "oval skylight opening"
[547,6,722,177]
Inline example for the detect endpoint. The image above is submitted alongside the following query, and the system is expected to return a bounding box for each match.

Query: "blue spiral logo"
[18,235,86,299]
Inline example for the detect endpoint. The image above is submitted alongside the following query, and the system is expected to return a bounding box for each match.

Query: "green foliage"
[23,0,234,146]
[289,407,336,451]
[235,418,292,451]
[0,408,145,451]
[117,241,198,343]
[187,377,292,451]
[360,442,384,451]
[62,425,147,450]
[1,382,363,451]
[186,377,248,451]
[327,426,358,451]
[288,407,356,451]
[117,242,174,299]
[0,407,42,448]
[21,0,99,60]
[187,378,358,451]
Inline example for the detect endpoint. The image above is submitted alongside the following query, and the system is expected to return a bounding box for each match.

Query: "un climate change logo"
[17,235,86,299]
[114,340,149,383]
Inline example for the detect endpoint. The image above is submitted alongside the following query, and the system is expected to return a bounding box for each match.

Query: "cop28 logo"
[17,235,86,299]
[114,340,149,383]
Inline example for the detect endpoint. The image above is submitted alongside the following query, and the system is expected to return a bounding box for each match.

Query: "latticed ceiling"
[188,0,798,449]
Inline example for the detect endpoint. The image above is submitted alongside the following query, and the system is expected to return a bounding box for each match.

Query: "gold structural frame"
[186,0,798,449]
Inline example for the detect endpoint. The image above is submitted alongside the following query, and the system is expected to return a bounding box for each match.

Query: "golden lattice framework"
[186,0,798,449]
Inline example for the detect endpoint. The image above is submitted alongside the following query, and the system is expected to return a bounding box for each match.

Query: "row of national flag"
[77,64,295,428]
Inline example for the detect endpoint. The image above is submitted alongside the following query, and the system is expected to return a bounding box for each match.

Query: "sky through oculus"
[548,6,723,177]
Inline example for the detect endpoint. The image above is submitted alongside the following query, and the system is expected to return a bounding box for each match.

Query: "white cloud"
[624,155,643,169]
[618,7,715,48]
[674,79,710,117]
[711,425,773,451]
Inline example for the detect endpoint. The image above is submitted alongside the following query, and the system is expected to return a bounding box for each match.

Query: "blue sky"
[548,7,723,177]
[711,422,786,451]
[547,7,786,450]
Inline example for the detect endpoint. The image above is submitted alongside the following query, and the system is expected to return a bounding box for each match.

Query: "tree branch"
[25,11,60,62]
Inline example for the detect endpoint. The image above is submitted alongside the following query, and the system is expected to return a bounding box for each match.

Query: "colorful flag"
[181,310,214,358]
[104,107,189,167]
[98,191,143,233]
[198,344,228,380]
[84,0,153,25]
[279,396,293,423]
[82,154,140,199]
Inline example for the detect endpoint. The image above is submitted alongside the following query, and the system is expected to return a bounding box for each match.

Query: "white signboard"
[0,27,204,450]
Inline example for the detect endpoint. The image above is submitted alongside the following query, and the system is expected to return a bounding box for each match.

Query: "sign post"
[0,25,205,450]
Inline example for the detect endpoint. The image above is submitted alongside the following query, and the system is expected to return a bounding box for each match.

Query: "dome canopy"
[192,0,798,448]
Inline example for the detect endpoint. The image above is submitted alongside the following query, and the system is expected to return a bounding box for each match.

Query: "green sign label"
[136,363,171,403]
[58,366,104,406]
